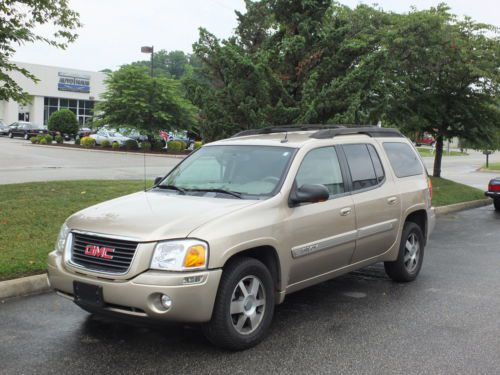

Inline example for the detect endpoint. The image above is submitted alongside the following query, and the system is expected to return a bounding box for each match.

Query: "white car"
[90,128,134,146]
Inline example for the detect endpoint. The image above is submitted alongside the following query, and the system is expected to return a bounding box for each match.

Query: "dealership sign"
[58,72,90,93]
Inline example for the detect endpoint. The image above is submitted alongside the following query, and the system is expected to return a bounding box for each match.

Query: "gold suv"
[47,126,435,350]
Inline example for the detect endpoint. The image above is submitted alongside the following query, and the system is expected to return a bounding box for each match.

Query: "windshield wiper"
[187,188,243,199]
[156,184,186,194]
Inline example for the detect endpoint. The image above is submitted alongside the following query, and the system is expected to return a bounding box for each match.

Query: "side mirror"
[154,176,163,186]
[290,184,330,206]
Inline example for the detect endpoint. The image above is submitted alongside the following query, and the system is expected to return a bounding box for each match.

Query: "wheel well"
[405,210,427,244]
[223,246,281,291]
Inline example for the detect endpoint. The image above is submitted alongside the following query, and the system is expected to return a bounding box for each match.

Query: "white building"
[0,62,107,126]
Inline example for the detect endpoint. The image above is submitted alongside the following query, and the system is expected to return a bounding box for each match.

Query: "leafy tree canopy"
[96,65,197,134]
[130,50,192,79]
[0,0,81,103]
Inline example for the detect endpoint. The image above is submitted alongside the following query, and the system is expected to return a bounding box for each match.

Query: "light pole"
[140,46,154,191]
[140,45,154,131]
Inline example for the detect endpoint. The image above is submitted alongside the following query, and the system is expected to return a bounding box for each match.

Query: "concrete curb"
[0,198,494,301]
[0,274,50,301]
[435,198,492,216]
[24,143,187,159]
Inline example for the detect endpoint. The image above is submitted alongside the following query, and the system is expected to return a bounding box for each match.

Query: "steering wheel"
[262,176,280,184]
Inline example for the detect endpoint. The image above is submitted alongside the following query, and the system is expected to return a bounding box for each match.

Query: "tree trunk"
[433,134,444,177]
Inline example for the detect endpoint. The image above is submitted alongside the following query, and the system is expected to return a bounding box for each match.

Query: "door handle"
[387,197,398,205]
[340,207,352,216]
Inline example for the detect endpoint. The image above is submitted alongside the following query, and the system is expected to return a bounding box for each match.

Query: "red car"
[485,177,500,211]
[415,135,435,146]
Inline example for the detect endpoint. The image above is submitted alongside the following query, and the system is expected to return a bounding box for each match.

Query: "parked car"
[47,126,435,350]
[0,120,8,136]
[415,134,435,146]
[74,127,92,141]
[89,128,135,146]
[120,128,148,142]
[485,177,500,211]
[8,121,49,139]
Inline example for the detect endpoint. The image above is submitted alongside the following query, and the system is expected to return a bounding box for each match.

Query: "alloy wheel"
[404,233,420,273]
[230,275,266,335]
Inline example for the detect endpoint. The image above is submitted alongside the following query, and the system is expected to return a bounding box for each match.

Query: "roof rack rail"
[232,124,346,138]
[310,127,403,139]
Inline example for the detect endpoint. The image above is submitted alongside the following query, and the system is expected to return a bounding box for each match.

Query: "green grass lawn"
[430,177,485,207]
[417,148,467,157]
[0,177,487,281]
[480,162,500,171]
[0,180,149,281]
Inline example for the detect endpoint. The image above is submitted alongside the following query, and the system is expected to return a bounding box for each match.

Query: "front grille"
[71,232,138,274]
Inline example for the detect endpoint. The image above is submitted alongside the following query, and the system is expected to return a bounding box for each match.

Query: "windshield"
[160,145,295,198]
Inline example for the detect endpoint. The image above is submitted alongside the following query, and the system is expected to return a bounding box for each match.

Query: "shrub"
[124,139,139,150]
[75,137,81,145]
[101,140,111,148]
[167,140,183,153]
[112,142,120,150]
[30,135,41,144]
[47,109,78,136]
[80,136,96,148]
[141,141,151,151]
[55,135,64,144]
[194,141,202,150]
[44,134,53,144]
[39,138,47,145]
[151,138,166,151]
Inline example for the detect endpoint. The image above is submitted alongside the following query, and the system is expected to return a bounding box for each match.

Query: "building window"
[43,97,95,126]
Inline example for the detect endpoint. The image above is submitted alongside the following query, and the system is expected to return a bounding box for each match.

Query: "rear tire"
[203,257,275,350]
[385,222,424,282]
[494,198,500,211]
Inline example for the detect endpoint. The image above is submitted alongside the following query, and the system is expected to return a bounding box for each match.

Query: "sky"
[12,0,500,72]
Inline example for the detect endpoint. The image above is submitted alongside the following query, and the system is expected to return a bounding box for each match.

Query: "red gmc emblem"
[84,245,115,260]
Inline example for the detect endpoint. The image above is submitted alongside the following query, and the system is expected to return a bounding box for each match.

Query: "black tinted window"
[383,142,423,178]
[343,144,383,191]
[295,147,345,196]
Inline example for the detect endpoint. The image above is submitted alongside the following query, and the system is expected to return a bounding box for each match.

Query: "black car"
[0,120,8,136]
[485,177,500,211]
[8,122,49,140]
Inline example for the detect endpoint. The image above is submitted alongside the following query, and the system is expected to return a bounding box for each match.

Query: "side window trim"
[339,143,386,196]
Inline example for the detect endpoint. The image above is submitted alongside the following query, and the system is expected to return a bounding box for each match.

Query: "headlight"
[150,240,208,271]
[55,223,70,253]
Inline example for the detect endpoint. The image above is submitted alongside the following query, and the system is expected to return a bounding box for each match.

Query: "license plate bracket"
[73,281,104,308]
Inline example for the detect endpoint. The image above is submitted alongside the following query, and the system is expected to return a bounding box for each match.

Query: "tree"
[0,0,81,103]
[382,5,500,177]
[185,1,392,141]
[130,50,190,79]
[48,109,78,135]
[96,65,197,134]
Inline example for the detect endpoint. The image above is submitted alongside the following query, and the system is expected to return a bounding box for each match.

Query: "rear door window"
[343,144,385,191]
[383,142,423,178]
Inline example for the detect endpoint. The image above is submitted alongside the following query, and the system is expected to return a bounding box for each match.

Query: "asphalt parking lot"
[0,137,180,184]
[1,205,499,375]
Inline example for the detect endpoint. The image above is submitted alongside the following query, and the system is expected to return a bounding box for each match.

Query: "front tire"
[8,132,13,138]
[24,133,29,140]
[384,222,424,282]
[494,198,500,211]
[203,257,275,350]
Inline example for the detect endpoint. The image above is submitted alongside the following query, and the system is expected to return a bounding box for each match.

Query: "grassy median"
[417,148,467,157]
[0,180,148,281]
[0,178,487,281]
[480,162,500,171]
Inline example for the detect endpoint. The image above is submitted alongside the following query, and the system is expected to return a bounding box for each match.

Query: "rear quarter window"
[383,142,423,178]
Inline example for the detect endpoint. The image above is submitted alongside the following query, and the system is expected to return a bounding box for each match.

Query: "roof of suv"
[212,126,405,148]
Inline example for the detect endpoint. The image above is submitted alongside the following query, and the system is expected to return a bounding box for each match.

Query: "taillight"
[428,177,433,200]
[489,184,500,192]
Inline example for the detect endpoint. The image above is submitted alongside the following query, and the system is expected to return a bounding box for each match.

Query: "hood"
[67,190,258,242]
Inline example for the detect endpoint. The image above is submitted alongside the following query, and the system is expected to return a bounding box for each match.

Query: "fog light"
[160,294,172,310]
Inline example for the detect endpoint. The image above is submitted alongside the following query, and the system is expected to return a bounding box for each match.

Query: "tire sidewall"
[206,258,275,349]
[399,223,425,280]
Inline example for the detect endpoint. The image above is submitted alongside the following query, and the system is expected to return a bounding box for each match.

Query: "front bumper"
[47,251,222,323]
